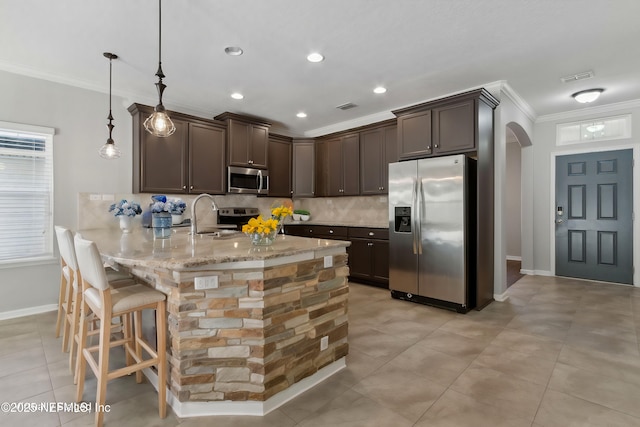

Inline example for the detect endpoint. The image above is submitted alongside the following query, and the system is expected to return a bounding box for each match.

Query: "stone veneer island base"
[79,228,350,417]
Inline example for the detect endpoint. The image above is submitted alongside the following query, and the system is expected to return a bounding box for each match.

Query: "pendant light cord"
[156,0,164,80]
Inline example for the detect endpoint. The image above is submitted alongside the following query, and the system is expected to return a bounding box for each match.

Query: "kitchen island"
[78,227,350,417]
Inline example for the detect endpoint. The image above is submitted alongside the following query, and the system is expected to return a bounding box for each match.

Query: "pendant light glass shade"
[145,0,175,137]
[100,52,121,159]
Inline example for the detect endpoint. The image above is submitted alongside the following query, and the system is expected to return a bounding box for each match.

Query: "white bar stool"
[73,235,167,427]
[54,226,134,375]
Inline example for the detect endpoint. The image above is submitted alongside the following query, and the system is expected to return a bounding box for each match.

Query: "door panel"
[555,149,633,284]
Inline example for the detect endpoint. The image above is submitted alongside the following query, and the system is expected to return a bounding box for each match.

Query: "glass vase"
[152,212,172,239]
[249,231,277,246]
[119,215,134,233]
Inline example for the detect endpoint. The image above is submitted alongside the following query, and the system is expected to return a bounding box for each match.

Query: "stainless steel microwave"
[227,166,269,194]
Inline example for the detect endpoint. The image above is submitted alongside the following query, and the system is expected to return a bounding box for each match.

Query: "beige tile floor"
[1,275,640,426]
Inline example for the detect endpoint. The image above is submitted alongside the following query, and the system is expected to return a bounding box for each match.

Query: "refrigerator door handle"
[417,178,423,255]
[412,177,419,255]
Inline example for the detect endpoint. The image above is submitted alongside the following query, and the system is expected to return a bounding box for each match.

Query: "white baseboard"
[506,255,522,261]
[520,269,535,275]
[534,270,553,276]
[493,291,509,302]
[143,357,346,418]
[0,304,57,321]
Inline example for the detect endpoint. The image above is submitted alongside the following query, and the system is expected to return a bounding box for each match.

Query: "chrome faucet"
[190,194,219,235]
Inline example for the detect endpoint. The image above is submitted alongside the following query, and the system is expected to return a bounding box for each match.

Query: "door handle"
[411,177,419,255]
[416,178,423,255]
[257,170,263,193]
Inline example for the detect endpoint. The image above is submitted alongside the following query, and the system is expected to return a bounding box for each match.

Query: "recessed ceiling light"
[224,46,243,56]
[307,52,324,63]
[296,112,307,118]
[572,88,604,103]
[231,93,244,100]
[373,86,387,94]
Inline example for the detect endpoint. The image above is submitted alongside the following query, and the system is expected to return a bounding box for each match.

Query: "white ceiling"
[2,0,639,137]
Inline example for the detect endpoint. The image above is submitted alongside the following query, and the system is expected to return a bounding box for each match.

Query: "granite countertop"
[78,227,350,270]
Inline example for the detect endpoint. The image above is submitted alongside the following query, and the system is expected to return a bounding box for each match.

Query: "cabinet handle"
[368,242,373,246]
[248,160,253,164]
[427,146,431,150]
[182,185,186,190]
[329,230,334,234]
[290,190,294,194]
[190,185,194,190]
[434,144,439,148]
[369,232,374,236]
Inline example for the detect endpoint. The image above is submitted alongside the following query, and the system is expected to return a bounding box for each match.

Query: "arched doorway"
[505,122,532,287]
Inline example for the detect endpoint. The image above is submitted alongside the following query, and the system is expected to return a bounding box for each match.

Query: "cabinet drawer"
[348,227,389,240]
[309,225,348,239]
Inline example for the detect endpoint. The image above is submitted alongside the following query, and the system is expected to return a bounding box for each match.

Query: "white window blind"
[0,121,54,264]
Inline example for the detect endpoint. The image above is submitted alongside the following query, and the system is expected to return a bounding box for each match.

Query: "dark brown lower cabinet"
[347,228,389,288]
[285,224,389,288]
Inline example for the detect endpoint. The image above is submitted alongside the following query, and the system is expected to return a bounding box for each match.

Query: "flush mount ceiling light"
[231,93,244,100]
[224,46,243,56]
[572,88,604,104]
[144,0,176,137]
[296,112,307,118]
[99,52,121,160]
[306,52,324,63]
[373,86,387,94]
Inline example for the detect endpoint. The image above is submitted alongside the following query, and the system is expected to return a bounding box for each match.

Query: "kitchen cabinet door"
[342,134,360,196]
[360,125,396,195]
[189,123,226,194]
[138,118,189,193]
[314,140,328,197]
[397,110,432,160]
[348,238,372,281]
[292,141,315,198]
[371,240,389,282]
[268,136,292,197]
[433,100,475,154]
[226,118,269,169]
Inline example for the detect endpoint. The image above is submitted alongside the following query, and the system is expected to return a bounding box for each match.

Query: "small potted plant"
[150,195,172,239]
[109,199,142,233]
[167,198,187,225]
[294,209,310,221]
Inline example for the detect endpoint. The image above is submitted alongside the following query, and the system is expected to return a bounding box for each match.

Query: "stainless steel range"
[217,207,260,229]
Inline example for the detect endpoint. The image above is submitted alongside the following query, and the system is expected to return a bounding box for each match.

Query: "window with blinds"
[0,121,54,264]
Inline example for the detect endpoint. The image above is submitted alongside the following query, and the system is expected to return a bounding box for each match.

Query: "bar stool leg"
[133,310,144,384]
[75,299,89,401]
[156,300,167,418]
[55,269,67,338]
[95,311,111,427]
[61,270,75,352]
[68,286,82,375]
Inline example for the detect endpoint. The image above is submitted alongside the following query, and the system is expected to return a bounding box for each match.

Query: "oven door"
[227,166,269,194]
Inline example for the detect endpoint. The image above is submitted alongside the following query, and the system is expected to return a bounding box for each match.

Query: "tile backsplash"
[78,192,389,230]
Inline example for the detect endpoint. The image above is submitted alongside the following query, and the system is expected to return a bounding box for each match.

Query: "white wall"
[0,70,133,315]
[531,101,640,278]
[505,142,521,258]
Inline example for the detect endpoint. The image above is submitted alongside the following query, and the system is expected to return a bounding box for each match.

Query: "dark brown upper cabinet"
[214,112,270,169]
[267,134,292,198]
[321,133,360,196]
[360,123,397,195]
[129,103,226,194]
[393,88,499,161]
[397,110,432,160]
[292,139,315,198]
[315,140,328,197]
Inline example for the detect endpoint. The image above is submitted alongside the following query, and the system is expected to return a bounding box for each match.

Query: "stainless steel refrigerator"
[388,154,476,313]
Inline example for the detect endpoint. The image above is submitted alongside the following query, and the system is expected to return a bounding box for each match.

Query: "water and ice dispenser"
[394,207,412,233]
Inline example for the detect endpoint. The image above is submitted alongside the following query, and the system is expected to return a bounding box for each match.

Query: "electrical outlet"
[194,276,219,290]
[89,194,101,201]
[324,255,333,268]
[320,336,329,351]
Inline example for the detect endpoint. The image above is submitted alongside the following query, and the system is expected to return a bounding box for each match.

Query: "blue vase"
[152,212,172,239]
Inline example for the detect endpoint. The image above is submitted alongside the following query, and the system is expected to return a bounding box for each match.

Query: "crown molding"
[304,111,395,138]
[536,98,640,123]
[499,82,537,122]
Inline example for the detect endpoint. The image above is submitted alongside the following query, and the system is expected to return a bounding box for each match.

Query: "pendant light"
[99,52,121,159]
[144,0,176,137]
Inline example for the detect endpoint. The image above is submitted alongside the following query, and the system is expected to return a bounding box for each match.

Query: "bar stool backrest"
[55,226,78,271]
[73,235,110,292]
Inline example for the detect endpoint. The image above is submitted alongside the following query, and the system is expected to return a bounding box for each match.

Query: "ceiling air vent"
[336,102,358,110]
[560,70,594,83]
